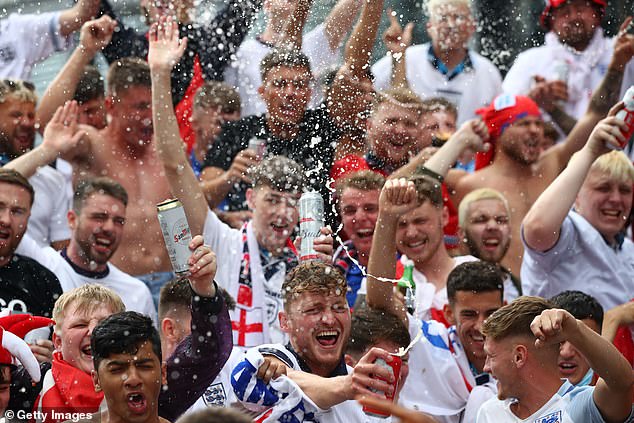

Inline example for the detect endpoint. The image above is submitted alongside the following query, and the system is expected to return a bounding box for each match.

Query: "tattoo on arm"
[588,68,624,115]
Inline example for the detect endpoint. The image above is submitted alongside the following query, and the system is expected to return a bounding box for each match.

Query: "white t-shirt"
[503,29,634,124]
[16,233,157,325]
[371,44,502,124]
[477,381,623,422]
[521,210,634,311]
[27,165,72,246]
[0,12,72,79]
[224,24,341,117]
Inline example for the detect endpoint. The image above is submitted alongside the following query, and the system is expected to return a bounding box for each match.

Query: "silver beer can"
[157,199,192,274]
[248,137,267,160]
[299,192,324,261]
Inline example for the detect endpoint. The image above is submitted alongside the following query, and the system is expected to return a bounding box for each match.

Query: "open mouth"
[601,209,622,219]
[356,228,374,239]
[81,345,92,358]
[271,222,289,234]
[405,239,428,249]
[315,330,340,347]
[482,238,500,249]
[0,228,10,241]
[558,362,577,375]
[127,393,148,414]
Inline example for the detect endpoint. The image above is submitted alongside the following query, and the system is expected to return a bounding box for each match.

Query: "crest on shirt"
[534,411,561,423]
[202,383,227,407]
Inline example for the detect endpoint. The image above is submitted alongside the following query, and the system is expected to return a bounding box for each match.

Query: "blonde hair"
[589,150,634,185]
[481,296,553,341]
[426,0,473,18]
[0,79,37,105]
[458,188,510,228]
[53,285,125,334]
[372,88,424,116]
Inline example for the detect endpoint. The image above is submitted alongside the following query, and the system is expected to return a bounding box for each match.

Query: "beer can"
[299,192,324,261]
[157,199,192,274]
[362,356,402,418]
[248,137,267,160]
[611,86,634,150]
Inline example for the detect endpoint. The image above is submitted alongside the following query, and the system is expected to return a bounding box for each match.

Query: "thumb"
[403,22,415,43]
[387,9,401,29]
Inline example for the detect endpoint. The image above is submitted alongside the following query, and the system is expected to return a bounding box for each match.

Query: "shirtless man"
[66,57,178,299]
[452,26,634,278]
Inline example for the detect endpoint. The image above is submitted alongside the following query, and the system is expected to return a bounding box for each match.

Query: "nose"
[320,308,336,325]
[88,319,100,336]
[474,314,486,333]
[124,367,143,388]
[0,208,10,225]
[483,356,491,374]
[559,341,577,359]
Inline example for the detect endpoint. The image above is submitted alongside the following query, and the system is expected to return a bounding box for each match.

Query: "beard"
[464,230,510,263]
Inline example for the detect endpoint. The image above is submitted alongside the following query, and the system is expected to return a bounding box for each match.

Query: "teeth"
[472,335,484,341]
[317,330,338,337]
[96,238,111,245]
[358,229,373,235]
[408,240,425,248]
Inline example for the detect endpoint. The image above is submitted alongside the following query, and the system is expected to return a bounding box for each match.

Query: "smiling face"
[367,102,421,168]
[462,198,511,263]
[427,2,475,52]
[446,290,502,373]
[93,340,166,423]
[483,337,520,401]
[0,182,31,266]
[259,66,312,130]
[498,115,544,166]
[281,291,351,377]
[340,187,380,258]
[395,201,446,266]
[557,318,599,385]
[54,301,117,375]
[550,0,601,50]
[247,186,300,254]
[575,169,633,243]
[68,193,126,273]
[0,97,36,158]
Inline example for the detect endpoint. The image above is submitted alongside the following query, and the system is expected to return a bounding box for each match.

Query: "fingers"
[618,16,633,35]
[256,358,287,384]
[387,9,401,29]
[608,101,625,117]
[188,234,204,251]
[403,22,415,45]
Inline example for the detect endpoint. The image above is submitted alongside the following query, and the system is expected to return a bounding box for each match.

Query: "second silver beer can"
[299,192,324,261]
[157,199,192,274]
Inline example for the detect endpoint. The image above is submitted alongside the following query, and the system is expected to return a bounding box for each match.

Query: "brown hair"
[346,306,410,359]
[73,177,128,213]
[0,79,37,105]
[283,261,347,311]
[74,65,105,104]
[410,174,443,208]
[194,81,241,114]
[248,155,306,193]
[481,296,554,341]
[0,168,34,206]
[334,170,385,201]
[372,88,424,115]
[420,97,457,120]
[53,285,125,334]
[106,58,151,97]
[260,48,312,81]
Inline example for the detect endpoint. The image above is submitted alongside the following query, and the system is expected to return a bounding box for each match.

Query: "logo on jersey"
[202,383,227,407]
[535,411,561,423]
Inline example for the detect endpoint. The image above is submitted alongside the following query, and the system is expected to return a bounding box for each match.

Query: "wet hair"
[176,408,251,423]
[53,284,125,335]
[549,290,604,329]
[73,177,128,214]
[410,175,443,208]
[159,278,235,323]
[283,261,348,311]
[334,170,385,203]
[482,296,554,341]
[193,81,241,115]
[74,65,105,104]
[260,49,312,81]
[248,155,306,194]
[420,97,458,120]
[0,168,34,206]
[446,261,504,305]
[589,150,634,185]
[458,188,510,228]
[426,0,473,18]
[372,88,424,116]
[91,311,161,370]
[106,58,151,97]
[0,79,37,104]
[346,306,410,359]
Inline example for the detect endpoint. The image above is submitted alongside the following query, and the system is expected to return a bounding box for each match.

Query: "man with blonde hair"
[458,188,520,301]
[371,0,501,124]
[522,109,634,310]
[478,296,633,421]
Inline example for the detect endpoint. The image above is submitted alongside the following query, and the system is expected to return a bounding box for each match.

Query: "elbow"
[521,214,559,253]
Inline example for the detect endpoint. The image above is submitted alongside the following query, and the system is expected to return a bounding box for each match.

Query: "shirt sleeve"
[159,282,232,421]
[566,387,624,422]
[521,214,578,272]
[370,54,393,92]
[303,23,341,79]
[8,12,71,64]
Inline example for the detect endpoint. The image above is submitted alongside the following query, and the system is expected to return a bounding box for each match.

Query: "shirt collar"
[60,247,110,279]
[426,44,473,80]
[285,342,349,376]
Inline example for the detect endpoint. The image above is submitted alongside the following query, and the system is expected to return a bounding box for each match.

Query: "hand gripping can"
[248,137,267,160]
[299,192,324,261]
[362,355,402,418]
[157,199,192,275]
[613,86,634,149]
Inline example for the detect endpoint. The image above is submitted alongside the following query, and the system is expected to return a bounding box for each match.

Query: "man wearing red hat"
[503,0,634,135]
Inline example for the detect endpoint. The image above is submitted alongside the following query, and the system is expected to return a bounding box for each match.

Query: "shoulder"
[12,254,58,277]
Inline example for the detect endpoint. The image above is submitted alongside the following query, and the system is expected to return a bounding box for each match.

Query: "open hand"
[384,9,414,58]
[148,16,188,72]
[42,101,85,158]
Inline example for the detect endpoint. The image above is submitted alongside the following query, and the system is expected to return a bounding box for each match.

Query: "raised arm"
[366,178,418,316]
[278,0,312,49]
[58,0,100,36]
[6,102,84,178]
[532,309,634,422]
[549,17,634,171]
[522,108,627,252]
[148,17,207,236]
[342,0,384,78]
[383,10,413,89]
[323,0,363,51]
[99,0,149,63]
[37,16,116,130]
